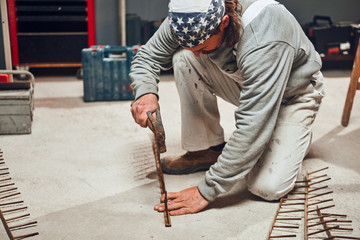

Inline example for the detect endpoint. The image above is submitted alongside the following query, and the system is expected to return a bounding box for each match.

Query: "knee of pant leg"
[248,178,294,201]
[172,49,184,67]
[172,50,190,81]
[172,49,200,87]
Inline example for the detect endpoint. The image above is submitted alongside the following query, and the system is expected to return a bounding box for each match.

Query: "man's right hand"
[130,93,160,128]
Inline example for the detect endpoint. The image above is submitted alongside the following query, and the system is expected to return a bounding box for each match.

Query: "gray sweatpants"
[172,49,324,200]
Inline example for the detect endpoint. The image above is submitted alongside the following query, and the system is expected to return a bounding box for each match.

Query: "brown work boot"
[161,148,221,175]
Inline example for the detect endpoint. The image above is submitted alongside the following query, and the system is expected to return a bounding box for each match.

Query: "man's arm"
[129,18,180,126]
[129,18,180,101]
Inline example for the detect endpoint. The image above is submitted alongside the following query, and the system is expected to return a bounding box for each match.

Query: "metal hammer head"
[146,109,167,153]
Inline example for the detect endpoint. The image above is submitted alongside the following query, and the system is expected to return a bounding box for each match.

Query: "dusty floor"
[0,69,359,239]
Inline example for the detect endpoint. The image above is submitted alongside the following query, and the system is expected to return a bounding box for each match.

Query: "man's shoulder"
[239,4,302,50]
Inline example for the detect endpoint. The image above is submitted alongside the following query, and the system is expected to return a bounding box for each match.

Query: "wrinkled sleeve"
[129,18,180,100]
[198,42,296,201]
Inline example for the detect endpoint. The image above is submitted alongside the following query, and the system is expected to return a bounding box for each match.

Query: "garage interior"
[0,0,359,239]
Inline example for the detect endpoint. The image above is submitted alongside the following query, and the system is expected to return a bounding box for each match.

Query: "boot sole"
[160,159,212,175]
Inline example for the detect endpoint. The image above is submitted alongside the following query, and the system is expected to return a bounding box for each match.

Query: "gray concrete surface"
[0,69,359,239]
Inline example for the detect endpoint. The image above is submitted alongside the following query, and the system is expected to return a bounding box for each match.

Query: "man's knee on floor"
[247,179,294,201]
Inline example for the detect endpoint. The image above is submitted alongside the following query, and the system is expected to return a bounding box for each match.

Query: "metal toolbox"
[0,70,34,135]
[82,45,138,102]
[304,16,352,56]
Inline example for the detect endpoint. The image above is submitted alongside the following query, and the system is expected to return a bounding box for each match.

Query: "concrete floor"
[0,69,359,239]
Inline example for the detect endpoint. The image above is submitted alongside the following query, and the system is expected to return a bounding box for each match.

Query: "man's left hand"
[154,186,210,216]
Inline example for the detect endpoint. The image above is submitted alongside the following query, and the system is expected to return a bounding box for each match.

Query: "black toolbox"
[304,16,353,56]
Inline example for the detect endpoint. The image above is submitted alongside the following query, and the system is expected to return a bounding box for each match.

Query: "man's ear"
[220,15,230,29]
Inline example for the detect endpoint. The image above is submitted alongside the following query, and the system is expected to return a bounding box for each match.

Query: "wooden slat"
[19,63,82,68]
[341,39,360,126]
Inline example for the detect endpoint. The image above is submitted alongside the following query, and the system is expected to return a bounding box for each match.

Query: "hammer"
[146,109,171,227]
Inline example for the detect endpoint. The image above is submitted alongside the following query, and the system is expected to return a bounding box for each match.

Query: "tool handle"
[146,109,166,153]
[146,116,155,133]
[0,70,35,92]
[313,15,333,26]
[151,133,171,227]
[146,109,159,132]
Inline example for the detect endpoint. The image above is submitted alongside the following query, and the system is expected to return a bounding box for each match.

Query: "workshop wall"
[279,0,360,25]
[95,0,359,45]
[95,0,168,45]
[95,0,119,45]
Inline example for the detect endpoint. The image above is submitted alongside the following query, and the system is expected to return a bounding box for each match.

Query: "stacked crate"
[0,70,34,134]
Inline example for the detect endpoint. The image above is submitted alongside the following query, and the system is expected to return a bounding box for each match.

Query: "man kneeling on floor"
[130,0,325,216]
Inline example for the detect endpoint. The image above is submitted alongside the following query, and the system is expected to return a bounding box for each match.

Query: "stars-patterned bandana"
[168,0,225,48]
